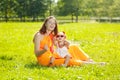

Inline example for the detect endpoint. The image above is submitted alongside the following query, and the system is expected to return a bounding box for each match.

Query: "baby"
[48,31,71,67]
[54,31,71,67]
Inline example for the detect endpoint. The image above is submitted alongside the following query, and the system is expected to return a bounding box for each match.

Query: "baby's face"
[56,32,65,42]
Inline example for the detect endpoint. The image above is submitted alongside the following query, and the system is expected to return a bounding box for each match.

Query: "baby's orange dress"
[37,34,89,66]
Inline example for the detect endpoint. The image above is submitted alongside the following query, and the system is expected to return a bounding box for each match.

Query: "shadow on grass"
[24,62,49,69]
[0,55,13,61]
[24,62,69,69]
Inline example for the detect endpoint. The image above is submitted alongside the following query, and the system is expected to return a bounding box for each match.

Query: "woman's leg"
[68,45,90,61]
[82,61,106,65]
[37,51,52,66]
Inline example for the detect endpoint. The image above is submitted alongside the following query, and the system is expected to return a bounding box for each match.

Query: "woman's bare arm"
[33,32,47,57]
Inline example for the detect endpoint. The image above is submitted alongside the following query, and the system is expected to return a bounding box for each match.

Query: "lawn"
[0,22,120,80]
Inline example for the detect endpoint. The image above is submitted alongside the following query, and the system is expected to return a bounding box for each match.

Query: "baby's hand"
[44,44,48,51]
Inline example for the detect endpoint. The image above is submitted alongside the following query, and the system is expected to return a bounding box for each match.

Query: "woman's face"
[46,18,56,31]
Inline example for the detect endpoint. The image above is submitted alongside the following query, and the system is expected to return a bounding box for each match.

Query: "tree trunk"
[71,13,74,22]
[76,15,78,22]
[32,16,35,21]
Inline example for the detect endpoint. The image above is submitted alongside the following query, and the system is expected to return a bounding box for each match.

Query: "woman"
[33,16,104,67]
[33,16,57,66]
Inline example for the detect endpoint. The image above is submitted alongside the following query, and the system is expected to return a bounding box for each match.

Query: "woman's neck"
[45,30,52,36]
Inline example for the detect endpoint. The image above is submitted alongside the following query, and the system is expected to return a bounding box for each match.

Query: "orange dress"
[37,34,90,66]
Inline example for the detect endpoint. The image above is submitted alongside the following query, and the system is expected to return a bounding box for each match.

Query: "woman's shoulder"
[34,32,44,37]
[33,32,44,42]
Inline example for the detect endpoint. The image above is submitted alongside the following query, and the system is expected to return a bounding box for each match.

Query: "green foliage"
[0,0,120,22]
[0,22,120,80]
[57,0,120,17]
[0,0,48,21]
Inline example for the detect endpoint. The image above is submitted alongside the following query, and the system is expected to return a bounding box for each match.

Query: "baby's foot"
[48,62,53,67]
[88,59,94,62]
[61,64,67,67]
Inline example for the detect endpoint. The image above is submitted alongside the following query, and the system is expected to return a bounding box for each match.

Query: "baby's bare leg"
[48,56,55,66]
[64,55,70,67]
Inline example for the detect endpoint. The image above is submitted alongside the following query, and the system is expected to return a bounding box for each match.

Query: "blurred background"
[0,0,120,23]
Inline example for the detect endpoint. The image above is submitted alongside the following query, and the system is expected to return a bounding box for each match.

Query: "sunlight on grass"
[0,22,120,80]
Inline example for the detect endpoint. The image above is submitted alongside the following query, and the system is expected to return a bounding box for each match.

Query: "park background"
[0,0,120,80]
[0,0,120,22]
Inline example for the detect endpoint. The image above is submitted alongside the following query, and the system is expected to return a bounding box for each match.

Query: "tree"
[72,0,84,22]
[26,0,48,21]
[82,0,98,17]
[57,0,84,22]
[109,0,120,17]
[0,0,16,22]
[14,0,27,21]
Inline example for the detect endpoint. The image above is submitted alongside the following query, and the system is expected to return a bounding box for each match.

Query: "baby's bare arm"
[64,40,70,49]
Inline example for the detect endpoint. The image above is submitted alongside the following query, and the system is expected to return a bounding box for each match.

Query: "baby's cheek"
[63,37,66,40]
[56,39,60,41]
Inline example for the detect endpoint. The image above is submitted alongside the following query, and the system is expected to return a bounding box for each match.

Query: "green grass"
[0,22,120,80]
